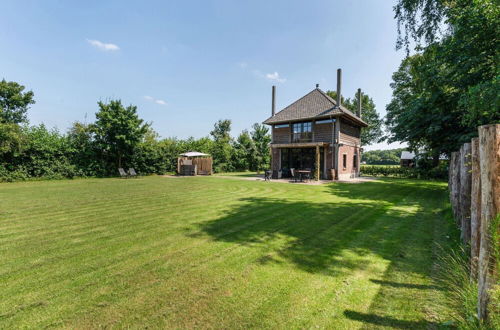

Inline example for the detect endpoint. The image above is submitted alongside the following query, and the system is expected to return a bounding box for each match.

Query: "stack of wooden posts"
[448,124,499,321]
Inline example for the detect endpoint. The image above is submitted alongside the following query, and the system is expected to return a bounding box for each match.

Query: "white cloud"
[144,95,167,106]
[238,62,287,83]
[265,72,286,83]
[87,39,120,51]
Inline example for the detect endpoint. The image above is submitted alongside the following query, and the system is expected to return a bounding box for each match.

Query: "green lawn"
[0,176,456,328]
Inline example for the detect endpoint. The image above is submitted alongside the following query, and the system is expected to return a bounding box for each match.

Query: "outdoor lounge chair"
[128,168,138,178]
[118,168,128,178]
[290,168,298,182]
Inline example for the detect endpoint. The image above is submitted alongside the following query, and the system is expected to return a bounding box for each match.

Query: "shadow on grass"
[195,179,449,326]
[370,279,443,290]
[197,180,444,277]
[343,310,443,329]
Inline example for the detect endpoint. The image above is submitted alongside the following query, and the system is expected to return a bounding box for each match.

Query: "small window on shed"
[274,124,289,128]
[343,154,347,168]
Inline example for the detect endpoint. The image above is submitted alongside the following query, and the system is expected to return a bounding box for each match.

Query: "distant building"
[400,151,448,167]
[400,151,416,167]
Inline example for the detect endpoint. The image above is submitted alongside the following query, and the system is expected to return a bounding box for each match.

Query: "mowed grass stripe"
[0,177,452,328]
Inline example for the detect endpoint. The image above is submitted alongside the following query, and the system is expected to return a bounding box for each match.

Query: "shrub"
[360,165,448,180]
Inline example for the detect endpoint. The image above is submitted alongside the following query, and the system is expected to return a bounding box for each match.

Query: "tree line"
[0,77,388,181]
[0,79,272,181]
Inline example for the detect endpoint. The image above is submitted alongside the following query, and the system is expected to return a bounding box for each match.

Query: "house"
[263,69,368,180]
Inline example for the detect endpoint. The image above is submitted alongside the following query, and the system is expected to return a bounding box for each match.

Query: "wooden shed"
[177,152,213,176]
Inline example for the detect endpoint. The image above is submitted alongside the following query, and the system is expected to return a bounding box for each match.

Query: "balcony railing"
[292,132,313,143]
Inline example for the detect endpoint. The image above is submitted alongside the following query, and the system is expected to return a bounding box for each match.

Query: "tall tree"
[93,100,148,170]
[388,0,499,157]
[250,123,271,172]
[0,79,35,124]
[326,90,384,145]
[210,119,233,171]
[233,130,256,171]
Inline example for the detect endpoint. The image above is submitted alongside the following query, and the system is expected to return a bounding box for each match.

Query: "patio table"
[296,170,311,182]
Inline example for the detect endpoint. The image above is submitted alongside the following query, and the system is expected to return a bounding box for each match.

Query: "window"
[292,122,312,142]
[353,154,358,169]
[343,154,347,168]
[274,124,289,128]
[292,122,312,133]
[315,119,335,124]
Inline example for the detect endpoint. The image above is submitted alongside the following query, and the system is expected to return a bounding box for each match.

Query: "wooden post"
[315,145,320,181]
[477,124,500,321]
[449,151,461,224]
[471,137,481,278]
[460,143,472,245]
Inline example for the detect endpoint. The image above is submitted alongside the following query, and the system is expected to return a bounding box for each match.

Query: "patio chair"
[264,170,272,181]
[128,168,138,178]
[118,168,128,178]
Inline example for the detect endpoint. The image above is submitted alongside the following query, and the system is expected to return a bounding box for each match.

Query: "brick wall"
[337,145,360,180]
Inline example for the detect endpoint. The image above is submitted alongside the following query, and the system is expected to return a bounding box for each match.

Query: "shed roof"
[400,151,416,160]
[180,151,209,157]
[263,88,368,127]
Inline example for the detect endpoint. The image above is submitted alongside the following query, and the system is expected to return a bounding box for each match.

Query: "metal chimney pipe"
[357,88,362,118]
[316,83,319,88]
[336,69,342,108]
[271,85,276,116]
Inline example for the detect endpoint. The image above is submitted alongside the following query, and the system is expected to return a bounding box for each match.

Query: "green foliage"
[0,79,35,124]
[362,148,404,165]
[210,119,235,172]
[0,80,272,181]
[93,100,149,172]
[360,163,447,180]
[435,245,481,329]
[389,0,500,155]
[326,90,384,145]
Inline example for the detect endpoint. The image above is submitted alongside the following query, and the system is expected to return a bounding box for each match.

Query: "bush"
[360,164,448,180]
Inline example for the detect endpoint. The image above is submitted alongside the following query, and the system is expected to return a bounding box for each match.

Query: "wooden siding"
[313,123,333,143]
[273,127,290,143]
[339,119,361,145]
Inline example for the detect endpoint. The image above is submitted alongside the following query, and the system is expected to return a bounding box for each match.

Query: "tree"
[233,130,255,171]
[67,121,99,175]
[93,100,148,171]
[210,119,233,172]
[362,148,404,165]
[250,123,271,172]
[326,90,384,145]
[0,79,35,124]
[0,123,24,166]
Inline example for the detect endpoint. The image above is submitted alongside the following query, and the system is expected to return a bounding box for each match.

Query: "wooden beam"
[477,124,499,321]
[271,142,329,148]
[471,137,481,278]
[315,145,320,181]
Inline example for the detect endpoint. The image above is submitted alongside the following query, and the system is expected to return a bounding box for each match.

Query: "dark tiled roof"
[263,88,368,127]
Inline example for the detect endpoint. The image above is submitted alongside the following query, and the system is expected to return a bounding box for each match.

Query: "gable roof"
[263,88,368,127]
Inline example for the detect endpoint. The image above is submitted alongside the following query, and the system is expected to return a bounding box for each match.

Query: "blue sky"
[1,0,406,150]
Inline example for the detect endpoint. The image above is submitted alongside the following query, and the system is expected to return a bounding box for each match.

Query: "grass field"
[0,176,457,328]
